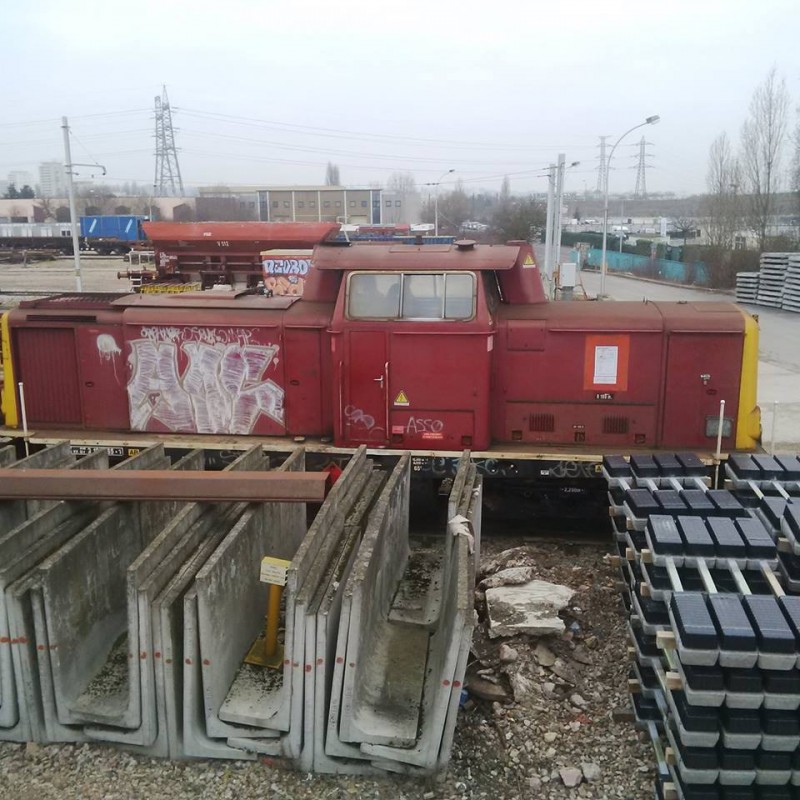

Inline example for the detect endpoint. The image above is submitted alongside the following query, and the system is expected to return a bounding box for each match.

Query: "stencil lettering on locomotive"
[126,326,284,434]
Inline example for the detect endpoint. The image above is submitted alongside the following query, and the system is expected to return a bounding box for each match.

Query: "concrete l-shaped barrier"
[0,442,480,776]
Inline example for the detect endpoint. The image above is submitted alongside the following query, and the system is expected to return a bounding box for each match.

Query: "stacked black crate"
[605,451,800,800]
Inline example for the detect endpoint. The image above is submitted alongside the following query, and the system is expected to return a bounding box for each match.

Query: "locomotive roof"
[498,299,746,332]
[111,292,300,309]
[313,242,521,271]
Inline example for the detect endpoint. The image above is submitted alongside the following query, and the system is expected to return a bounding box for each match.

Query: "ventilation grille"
[603,416,630,435]
[529,413,555,432]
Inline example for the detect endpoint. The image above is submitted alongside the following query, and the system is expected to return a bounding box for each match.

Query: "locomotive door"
[661,332,740,448]
[343,330,388,445]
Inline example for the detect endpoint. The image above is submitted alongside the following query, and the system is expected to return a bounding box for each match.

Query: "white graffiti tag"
[127,333,284,434]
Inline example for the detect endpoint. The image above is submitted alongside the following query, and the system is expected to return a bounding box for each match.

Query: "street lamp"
[424,169,455,236]
[600,115,660,298]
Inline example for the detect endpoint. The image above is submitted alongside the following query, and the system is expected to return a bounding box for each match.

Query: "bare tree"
[387,171,416,193]
[671,216,697,247]
[792,108,800,238]
[740,68,789,250]
[499,176,511,206]
[703,132,741,249]
[325,162,341,186]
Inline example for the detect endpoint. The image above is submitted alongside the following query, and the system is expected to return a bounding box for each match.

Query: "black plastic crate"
[718,788,755,800]
[783,503,800,540]
[752,454,784,480]
[735,518,777,560]
[774,454,800,481]
[631,624,660,658]
[754,788,793,800]
[760,497,789,531]
[707,518,747,559]
[630,453,659,479]
[742,595,797,653]
[762,669,800,695]
[724,667,763,694]
[728,454,760,481]
[676,737,719,770]
[638,590,670,626]
[777,595,800,637]
[656,490,688,513]
[708,595,757,652]
[672,592,718,650]
[721,706,761,734]
[603,454,631,478]
[718,748,757,771]
[707,490,748,518]
[683,663,725,692]
[682,489,716,515]
[626,488,659,517]
[674,690,720,732]
[609,485,627,505]
[631,690,660,722]
[755,749,792,772]
[761,708,800,736]
[654,452,683,476]
[649,515,684,556]
[678,516,716,557]
[677,452,708,477]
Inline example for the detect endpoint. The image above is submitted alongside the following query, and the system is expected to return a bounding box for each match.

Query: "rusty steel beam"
[0,469,328,503]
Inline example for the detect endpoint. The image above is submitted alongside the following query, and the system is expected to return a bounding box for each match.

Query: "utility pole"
[553,153,566,272]
[544,163,556,282]
[61,116,82,293]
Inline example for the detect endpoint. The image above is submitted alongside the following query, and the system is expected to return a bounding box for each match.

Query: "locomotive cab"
[320,241,538,451]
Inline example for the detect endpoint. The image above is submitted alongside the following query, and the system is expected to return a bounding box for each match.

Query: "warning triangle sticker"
[523,254,535,266]
[394,390,410,406]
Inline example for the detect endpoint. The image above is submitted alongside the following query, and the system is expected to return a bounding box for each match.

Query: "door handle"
[373,375,384,388]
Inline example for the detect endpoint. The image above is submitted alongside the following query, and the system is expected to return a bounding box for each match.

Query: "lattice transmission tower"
[632,136,654,199]
[595,136,609,194]
[154,86,184,196]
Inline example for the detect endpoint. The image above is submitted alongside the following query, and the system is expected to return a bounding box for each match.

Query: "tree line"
[704,68,799,253]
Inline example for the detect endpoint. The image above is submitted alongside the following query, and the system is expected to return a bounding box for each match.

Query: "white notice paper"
[593,346,619,385]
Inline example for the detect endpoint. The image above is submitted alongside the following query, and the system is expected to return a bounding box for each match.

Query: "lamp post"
[600,115,660,298]
[424,169,455,236]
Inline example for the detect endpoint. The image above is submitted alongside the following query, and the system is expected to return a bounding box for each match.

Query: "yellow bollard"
[245,556,291,670]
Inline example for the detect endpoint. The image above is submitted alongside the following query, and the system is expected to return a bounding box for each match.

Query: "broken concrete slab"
[485,580,575,638]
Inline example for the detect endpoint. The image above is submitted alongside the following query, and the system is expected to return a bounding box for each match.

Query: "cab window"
[347,272,475,321]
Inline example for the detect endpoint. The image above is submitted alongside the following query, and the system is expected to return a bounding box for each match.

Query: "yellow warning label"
[394,390,410,406]
[523,254,535,267]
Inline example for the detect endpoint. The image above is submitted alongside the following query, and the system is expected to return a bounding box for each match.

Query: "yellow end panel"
[1,312,18,427]
[736,310,760,450]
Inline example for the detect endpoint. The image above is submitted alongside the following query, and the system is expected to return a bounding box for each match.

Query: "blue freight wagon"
[79,215,147,255]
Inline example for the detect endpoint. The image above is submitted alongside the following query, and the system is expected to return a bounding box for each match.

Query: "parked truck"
[80,214,148,255]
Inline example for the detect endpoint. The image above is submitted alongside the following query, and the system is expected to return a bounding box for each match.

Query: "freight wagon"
[80,214,148,255]
[0,222,75,254]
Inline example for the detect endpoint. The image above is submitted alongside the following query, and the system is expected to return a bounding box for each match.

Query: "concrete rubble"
[485,579,575,638]
[0,440,480,777]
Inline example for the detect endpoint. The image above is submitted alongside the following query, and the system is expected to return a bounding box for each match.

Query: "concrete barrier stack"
[0,441,480,777]
[605,452,800,800]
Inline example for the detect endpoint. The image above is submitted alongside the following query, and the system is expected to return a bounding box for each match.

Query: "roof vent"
[455,239,477,251]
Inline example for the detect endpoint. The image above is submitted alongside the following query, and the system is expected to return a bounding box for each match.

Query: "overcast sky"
[2,0,799,197]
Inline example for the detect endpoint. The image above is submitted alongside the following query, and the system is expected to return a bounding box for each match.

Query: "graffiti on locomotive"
[120,326,285,435]
[262,256,311,296]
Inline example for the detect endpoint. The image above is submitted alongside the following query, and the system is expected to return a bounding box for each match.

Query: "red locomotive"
[1,222,760,457]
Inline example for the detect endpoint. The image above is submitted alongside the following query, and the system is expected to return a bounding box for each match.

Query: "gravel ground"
[0,537,653,800]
